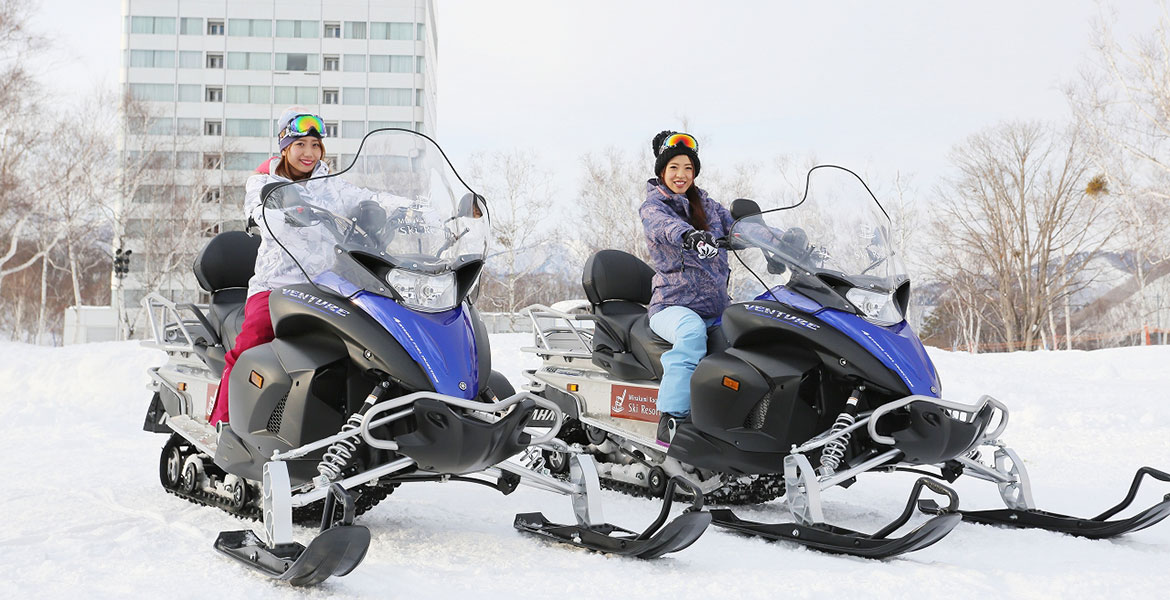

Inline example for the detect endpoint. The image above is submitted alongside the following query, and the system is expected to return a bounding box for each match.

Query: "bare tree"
[576,147,653,264]
[932,121,1117,351]
[467,148,559,314]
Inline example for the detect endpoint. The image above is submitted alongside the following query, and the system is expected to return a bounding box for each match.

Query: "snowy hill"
[1,338,1168,599]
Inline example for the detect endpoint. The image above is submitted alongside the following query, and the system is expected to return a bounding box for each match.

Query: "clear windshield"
[730,165,907,295]
[261,129,488,299]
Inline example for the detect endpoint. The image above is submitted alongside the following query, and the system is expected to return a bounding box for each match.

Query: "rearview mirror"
[456,192,485,218]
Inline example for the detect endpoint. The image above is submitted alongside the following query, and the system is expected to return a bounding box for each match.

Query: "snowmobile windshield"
[729,165,909,324]
[260,129,488,309]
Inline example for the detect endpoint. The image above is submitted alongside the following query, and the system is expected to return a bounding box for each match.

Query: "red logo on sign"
[205,383,218,422]
[610,384,660,423]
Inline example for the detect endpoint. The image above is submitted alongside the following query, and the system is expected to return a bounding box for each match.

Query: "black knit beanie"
[651,130,701,178]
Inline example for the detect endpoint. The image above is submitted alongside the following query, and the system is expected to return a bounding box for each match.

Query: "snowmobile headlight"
[384,269,458,312]
[846,287,903,327]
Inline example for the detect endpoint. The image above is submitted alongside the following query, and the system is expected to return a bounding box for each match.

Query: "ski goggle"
[280,114,327,140]
[660,133,698,154]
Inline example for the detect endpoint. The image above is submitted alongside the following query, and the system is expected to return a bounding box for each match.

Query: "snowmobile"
[521,165,1170,559]
[140,129,710,587]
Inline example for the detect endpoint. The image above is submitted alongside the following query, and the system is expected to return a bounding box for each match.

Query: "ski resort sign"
[610,384,659,422]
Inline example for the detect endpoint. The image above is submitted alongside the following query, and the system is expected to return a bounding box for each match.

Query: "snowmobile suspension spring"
[819,388,862,476]
[317,381,391,482]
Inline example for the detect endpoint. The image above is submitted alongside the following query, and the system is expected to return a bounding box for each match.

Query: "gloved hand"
[351,200,387,236]
[683,229,719,260]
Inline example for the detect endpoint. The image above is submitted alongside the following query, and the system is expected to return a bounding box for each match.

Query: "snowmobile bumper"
[957,465,1170,539]
[711,477,961,559]
[214,482,370,586]
[514,475,711,559]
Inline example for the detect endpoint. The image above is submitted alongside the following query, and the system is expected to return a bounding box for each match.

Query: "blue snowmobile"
[140,129,710,586]
[522,164,1170,558]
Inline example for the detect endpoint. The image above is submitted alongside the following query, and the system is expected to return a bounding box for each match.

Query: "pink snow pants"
[209,291,274,426]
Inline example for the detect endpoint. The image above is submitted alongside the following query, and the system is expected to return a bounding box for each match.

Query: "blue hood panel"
[351,292,479,399]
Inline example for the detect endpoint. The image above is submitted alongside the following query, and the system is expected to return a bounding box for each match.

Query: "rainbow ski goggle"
[280,114,327,140]
[660,133,698,153]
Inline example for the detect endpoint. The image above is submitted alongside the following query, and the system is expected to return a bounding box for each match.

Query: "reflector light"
[722,377,740,391]
[177,382,187,391]
[249,371,264,389]
[567,384,579,392]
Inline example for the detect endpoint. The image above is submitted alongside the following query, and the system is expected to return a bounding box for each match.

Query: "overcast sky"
[29,0,1166,203]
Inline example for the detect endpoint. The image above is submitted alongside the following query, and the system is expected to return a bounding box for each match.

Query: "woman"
[639,131,734,446]
[208,107,369,426]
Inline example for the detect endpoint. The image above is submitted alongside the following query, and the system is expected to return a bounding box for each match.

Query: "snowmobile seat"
[582,250,727,382]
[192,231,260,353]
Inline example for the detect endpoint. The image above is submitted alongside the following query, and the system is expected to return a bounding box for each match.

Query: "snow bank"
[0,338,1167,599]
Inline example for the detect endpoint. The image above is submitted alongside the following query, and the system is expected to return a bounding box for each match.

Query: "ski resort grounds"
[1,335,1167,599]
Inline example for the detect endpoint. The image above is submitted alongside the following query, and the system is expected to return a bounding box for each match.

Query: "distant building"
[117,0,437,336]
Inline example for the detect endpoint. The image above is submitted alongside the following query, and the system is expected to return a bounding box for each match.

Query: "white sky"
[28,0,1166,202]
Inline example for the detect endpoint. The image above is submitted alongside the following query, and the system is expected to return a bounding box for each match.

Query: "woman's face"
[661,155,694,194]
[284,137,323,176]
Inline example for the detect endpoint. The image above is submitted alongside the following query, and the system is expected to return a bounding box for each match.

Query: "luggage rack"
[522,303,596,360]
[141,292,215,353]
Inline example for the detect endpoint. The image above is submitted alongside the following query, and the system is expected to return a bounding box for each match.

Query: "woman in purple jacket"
[639,131,734,446]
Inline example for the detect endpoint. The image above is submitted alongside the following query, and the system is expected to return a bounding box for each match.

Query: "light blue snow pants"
[649,306,716,416]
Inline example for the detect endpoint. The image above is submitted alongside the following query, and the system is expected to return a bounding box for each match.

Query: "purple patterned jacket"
[639,179,735,319]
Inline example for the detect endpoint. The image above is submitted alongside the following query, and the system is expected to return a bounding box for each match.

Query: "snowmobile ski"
[215,483,370,587]
[958,466,1170,539]
[710,477,962,559]
[514,475,711,559]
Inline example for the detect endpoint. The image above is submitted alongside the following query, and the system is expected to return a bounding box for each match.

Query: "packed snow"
[1,335,1168,599]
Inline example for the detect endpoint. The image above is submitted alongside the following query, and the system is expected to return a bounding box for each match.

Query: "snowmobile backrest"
[582,249,654,306]
[193,231,261,293]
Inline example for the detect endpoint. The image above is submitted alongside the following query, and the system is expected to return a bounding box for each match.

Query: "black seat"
[193,231,260,353]
[582,250,727,381]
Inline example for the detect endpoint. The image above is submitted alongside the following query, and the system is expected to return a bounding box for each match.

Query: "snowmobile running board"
[515,475,712,559]
[710,477,962,559]
[215,483,369,587]
[958,466,1170,539]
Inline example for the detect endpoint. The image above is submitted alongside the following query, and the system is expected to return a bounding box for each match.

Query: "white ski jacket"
[244,158,372,297]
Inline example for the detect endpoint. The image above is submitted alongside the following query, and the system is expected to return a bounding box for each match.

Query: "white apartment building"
[118,0,437,330]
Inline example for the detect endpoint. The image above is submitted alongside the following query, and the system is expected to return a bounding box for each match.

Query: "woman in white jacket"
[208,107,371,425]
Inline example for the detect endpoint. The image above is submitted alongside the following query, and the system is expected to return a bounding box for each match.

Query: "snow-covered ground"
[1,335,1168,599]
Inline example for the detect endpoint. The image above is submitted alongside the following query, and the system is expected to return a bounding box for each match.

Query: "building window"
[368,88,412,106]
[344,21,366,39]
[228,18,271,37]
[416,89,424,107]
[178,51,201,68]
[324,22,341,38]
[323,55,339,71]
[370,22,413,40]
[128,83,173,102]
[322,89,339,105]
[341,121,364,138]
[227,52,271,70]
[369,120,411,130]
[203,153,223,169]
[129,16,176,35]
[177,84,200,102]
[180,17,202,35]
[207,19,224,35]
[176,120,200,135]
[128,50,175,68]
[276,20,318,38]
[224,152,273,171]
[176,151,200,167]
[416,56,425,74]
[343,54,365,72]
[275,53,318,72]
[203,188,222,203]
[226,85,270,104]
[206,87,223,102]
[323,121,338,138]
[204,120,222,136]
[225,119,268,137]
[206,53,223,69]
[342,87,365,105]
[274,86,317,105]
[417,23,425,41]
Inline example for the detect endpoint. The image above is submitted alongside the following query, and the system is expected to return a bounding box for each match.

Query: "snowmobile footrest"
[514,476,712,559]
[960,466,1170,539]
[711,477,962,559]
[213,483,371,586]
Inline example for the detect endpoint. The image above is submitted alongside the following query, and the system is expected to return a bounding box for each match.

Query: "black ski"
[959,466,1170,539]
[514,476,711,559]
[711,477,961,559]
[215,483,370,587]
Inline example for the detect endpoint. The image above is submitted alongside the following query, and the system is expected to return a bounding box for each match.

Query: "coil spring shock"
[317,381,391,483]
[818,388,862,477]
